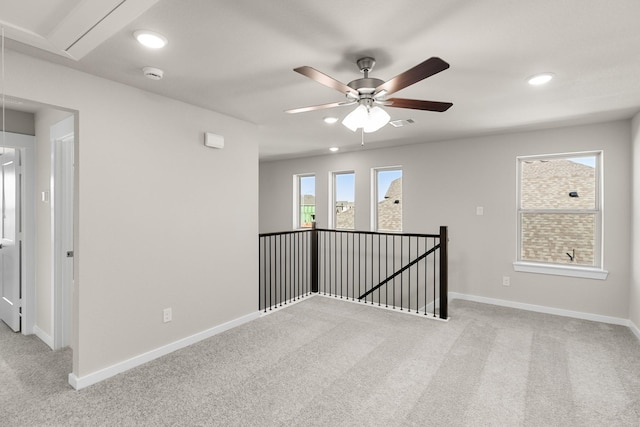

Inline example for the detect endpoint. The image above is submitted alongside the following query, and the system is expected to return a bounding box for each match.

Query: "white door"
[0,148,21,332]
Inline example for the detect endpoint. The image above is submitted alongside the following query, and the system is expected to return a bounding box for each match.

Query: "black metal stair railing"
[259,229,314,312]
[259,224,448,319]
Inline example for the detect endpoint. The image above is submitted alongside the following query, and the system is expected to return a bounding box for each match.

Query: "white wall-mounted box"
[204,132,224,149]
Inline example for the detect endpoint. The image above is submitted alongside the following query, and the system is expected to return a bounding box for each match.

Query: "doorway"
[51,116,74,350]
[0,133,36,334]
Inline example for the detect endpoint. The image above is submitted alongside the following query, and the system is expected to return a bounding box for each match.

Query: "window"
[331,171,355,229]
[373,167,402,232]
[295,174,315,228]
[515,152,607,279]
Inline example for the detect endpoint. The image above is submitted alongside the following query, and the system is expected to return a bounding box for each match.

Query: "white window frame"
[293,173,315,229]
[513,151,608,280]
[371,166,403,232]
[329,170,355,230]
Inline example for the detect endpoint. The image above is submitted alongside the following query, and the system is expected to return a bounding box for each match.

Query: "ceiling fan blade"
[375,57,450,96]
[285,101,356,114]
[294,66,359,97]
[386,98,453,112]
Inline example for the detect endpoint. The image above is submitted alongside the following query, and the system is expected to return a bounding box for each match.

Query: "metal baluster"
[259,237,263,312]
[400,235,403,311]
[352,232,355,301]
[333,231,338,298]
[323,231,326,295]
[416,236,419,313]
[364,234,368,304]
[370,234,374,305]
[346,232,349,299]
[279,234,283,307]
[424,237,428,315]
[408,236,411,312]
[289,234,292,303]
[385,234,388,308]
[284,234,288,305]
[340,232,343,299]
[268,236,272,310]
[358,233,361,302]
[433,237,437,317]
[393,235,396,309]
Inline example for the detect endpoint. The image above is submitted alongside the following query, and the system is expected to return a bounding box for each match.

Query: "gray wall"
[6,50,259,378]
[3,109,35,135]
[260,120,632,319]
[630,113,640,328]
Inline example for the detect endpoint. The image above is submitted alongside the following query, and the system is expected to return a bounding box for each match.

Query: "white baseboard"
[68,311,260,390]
[33,325,54,350]
[315,293,449,322]
[629,320,640,341]
[449,292,630,326]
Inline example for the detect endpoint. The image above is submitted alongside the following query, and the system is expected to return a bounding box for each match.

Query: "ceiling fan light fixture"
[134,30,168,49]
[342,104,368,132]
[342,104,391,133]
[527,72,554,86]
[363,106,391,133]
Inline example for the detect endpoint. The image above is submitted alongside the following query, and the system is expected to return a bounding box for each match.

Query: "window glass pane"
[376,169,402,232]
[521,157,596,210]
[299,175,315,228]
[521,212,595,266]
[335,172,355,229]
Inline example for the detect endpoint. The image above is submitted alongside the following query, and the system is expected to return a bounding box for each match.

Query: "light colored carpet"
[1,296,639,426]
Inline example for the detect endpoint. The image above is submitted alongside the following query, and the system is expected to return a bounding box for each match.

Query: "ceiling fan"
[286,56,453,133]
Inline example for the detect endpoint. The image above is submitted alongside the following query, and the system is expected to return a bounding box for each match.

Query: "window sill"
[512,261,608,280]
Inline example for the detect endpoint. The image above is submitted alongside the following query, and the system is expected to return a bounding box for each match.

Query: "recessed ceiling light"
[134,30,168,49]
[527,72,555,86]
[323,117,339,124]
[329,147,339,152]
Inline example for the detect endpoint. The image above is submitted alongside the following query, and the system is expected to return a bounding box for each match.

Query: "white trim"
[33,325,54,349]
[513,261,608,280]
[329,170,356,230]
[371,165,403,232]
[449,292,627,326]
[315,293,449,322]
[516,150,604,270]
[629,321,640,341]
[68,311,260,390]
[293,173,315,229]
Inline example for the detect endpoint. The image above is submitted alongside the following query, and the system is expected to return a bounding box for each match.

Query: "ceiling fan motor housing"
[357,57,376,73]
[347,77,385,95]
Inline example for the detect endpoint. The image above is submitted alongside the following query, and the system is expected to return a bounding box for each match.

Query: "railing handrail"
[259,229,313,238]
[261,227,440,239]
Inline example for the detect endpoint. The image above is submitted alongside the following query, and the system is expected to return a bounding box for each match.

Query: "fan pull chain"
[361,128,364,146]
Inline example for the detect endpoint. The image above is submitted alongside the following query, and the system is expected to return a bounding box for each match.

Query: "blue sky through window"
[568,157,596,168]
[300,175,315,196]
[377,169,402,202]
[335,173,355,202]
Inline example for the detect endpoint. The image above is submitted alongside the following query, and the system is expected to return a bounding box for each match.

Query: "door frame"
[0,132,36,335]
[51,116,74,350]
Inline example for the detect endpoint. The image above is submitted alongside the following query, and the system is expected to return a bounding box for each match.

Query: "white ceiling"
[3,0,640,160]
